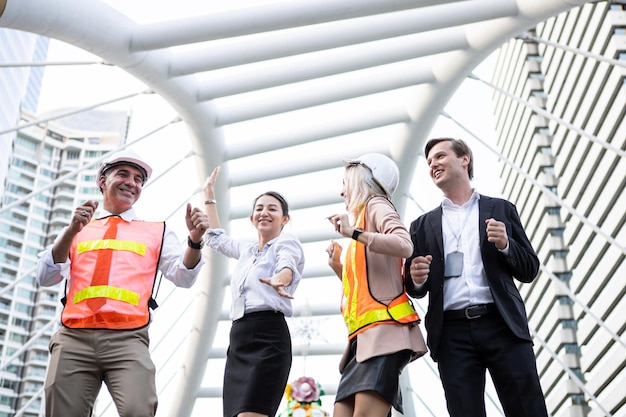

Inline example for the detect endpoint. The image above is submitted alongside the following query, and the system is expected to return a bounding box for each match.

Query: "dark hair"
[253,191,289,215]
[424,137,474,180]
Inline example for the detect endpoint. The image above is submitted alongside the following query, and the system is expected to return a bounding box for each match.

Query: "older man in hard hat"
[36,148,210,417]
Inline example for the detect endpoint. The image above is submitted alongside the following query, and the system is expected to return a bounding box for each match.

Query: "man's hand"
[486,218,508,250]
[186,203,209,242]
[409,255,432,285]
[69,200,99,234]
[52,200,99,264]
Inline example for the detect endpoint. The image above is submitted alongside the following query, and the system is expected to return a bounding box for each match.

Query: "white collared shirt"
[441,192,494,310]
[36,207,205,289]
[204,228,305,319]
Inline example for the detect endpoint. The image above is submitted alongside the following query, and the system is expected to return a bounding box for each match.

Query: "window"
[49,131,64,141]
[17,288,34,301]
[15,303,32,315]
[14,136,38,151]
[0,379,16,390]
[12,317,30,328]
[40,168,56,178]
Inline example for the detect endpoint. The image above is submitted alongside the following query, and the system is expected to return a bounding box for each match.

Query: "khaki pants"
[45,326,158,417]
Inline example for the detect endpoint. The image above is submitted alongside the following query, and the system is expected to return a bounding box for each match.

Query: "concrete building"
[0,110,126,416]
[491,2,626,416]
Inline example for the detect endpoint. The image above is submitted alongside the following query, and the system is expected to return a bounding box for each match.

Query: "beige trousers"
[44,326,157,417]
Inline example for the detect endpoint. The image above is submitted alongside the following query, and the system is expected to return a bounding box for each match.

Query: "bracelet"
[187,236,203,250]
[204,199,217,205]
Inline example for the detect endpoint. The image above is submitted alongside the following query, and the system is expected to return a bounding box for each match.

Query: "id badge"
[232,295,245,320]
[444,251,464,278]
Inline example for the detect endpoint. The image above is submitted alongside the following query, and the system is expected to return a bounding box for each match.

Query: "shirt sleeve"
[273,233,305,286]
[36,247,68,287]
[36,227,69,287]
[203,228,243,259]
[157,225,205,288]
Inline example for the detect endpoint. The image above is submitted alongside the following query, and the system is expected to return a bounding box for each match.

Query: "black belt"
[443,303,497,320]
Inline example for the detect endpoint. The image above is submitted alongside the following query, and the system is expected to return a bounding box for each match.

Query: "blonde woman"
[326,153,427,417]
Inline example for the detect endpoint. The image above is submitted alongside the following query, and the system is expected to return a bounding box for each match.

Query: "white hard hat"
[344,153,400,197]
[97,148,152,184]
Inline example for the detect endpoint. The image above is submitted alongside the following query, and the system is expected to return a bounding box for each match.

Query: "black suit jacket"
[404,195,540,361]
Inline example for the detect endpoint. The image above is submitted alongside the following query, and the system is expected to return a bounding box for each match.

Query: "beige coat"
[339,196,427,372]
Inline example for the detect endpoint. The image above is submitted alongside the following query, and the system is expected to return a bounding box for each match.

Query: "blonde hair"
[344,165,381,215]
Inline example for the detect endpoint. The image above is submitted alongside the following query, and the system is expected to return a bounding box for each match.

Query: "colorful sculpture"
[280,376,329,417]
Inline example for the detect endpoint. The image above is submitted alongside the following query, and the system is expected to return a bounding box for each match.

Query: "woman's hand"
[203,166,220,199]
[327,213,352,238]
[326,241,343,278]
[259,268,294,299]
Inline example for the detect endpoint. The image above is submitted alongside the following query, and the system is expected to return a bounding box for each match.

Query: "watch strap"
[187,236,203,249]
[352,228,364,241]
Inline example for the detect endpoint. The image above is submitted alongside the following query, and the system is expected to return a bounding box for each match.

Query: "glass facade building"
[491,2,626,416]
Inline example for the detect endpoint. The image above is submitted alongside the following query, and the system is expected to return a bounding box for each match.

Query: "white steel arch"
[0,0,592,416]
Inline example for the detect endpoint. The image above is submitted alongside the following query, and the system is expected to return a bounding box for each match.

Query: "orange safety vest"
[62,217,165,330]
[341,206,420,339]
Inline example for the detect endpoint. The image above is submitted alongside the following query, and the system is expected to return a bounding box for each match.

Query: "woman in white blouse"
[202,166,305,417]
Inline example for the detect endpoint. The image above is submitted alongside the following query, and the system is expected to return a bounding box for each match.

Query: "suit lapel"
[479,195,494,247]
[429,206,444,256]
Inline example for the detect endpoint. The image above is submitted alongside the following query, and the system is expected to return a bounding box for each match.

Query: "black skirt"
[335,338,412,413]
[223,310,292,417]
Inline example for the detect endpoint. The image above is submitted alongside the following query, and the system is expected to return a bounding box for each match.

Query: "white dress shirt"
[441,192,495,311]
[204,229,305,319]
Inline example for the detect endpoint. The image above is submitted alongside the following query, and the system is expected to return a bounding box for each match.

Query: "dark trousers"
[437,313,548,417]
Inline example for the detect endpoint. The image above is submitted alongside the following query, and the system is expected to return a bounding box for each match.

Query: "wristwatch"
[352,228,364,241]
[187,236,203,250]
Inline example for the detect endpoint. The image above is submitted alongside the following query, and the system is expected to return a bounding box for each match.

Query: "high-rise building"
[0,28,49,190]
[22,36,50,114]
[491,2,625,416]
[0,110,126,416]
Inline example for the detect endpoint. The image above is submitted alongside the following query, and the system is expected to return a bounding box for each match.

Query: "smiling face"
[98,164,145,214]
[426,140,471,193]
[250,194,290,239]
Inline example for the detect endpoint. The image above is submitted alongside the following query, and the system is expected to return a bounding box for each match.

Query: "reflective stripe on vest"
[341,206,420,339]
[77,239,147,256]
[62,217,165,330]
[73,285,140,305]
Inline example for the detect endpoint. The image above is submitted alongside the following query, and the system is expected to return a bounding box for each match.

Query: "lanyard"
[442,202,473,252]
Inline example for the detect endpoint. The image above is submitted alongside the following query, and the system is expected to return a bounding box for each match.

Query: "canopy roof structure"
[0,0,591,415]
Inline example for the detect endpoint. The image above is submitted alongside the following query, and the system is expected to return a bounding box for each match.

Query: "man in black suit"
[405,138,548,417]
